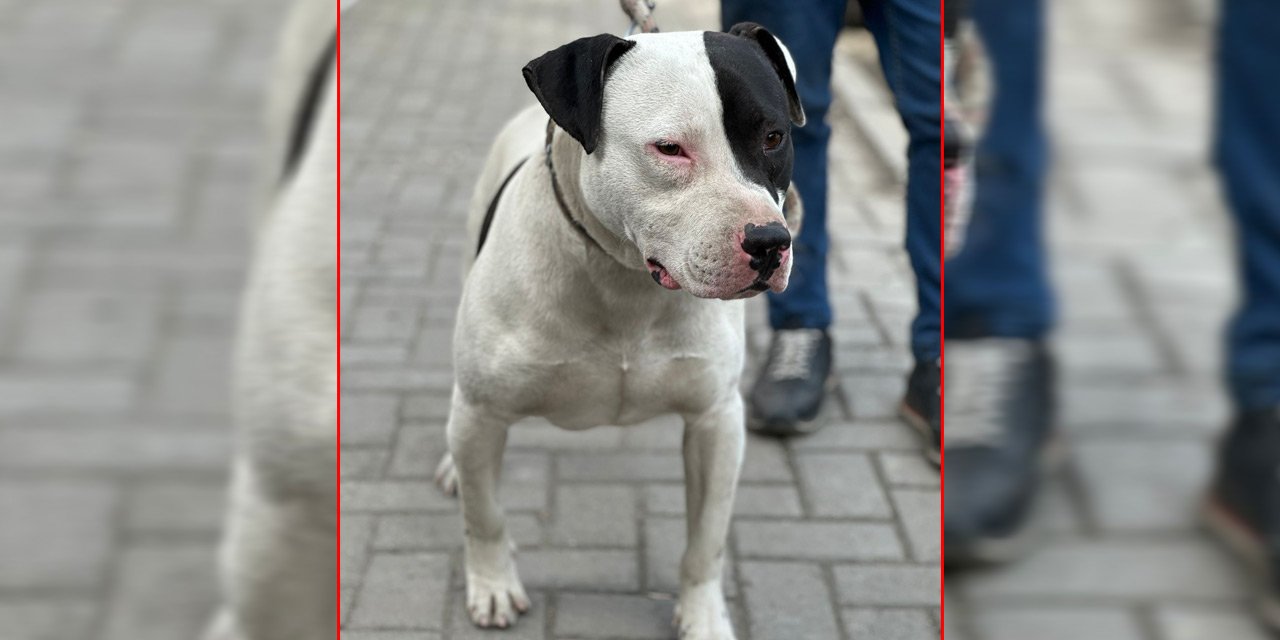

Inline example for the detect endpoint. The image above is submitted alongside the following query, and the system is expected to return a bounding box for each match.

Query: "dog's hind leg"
[675,397,745,640]
[446,388,531,629]
[210,461,336,640]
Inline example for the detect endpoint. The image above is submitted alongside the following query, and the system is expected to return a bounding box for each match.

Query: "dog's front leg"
[676,396,745,640]
[445,388,530,629]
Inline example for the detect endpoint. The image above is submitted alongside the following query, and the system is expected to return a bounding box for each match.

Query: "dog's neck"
[546,126,646,271]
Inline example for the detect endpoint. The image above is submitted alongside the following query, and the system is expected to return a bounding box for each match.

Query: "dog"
[434,24,805,639]
[204,0,337,638]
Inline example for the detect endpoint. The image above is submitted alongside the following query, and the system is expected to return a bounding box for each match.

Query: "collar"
[545,119,604,252]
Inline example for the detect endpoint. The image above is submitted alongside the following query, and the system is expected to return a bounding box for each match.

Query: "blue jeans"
[943,0,1052,340]
[721,0,942,362]
[1217,0,1280,410]
[947,0,1280,410]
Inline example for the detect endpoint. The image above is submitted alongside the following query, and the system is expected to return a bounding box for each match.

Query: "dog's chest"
[534,347,730,428]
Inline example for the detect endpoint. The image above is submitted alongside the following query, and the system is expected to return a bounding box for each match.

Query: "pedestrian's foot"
[900,357,941,465]
[944,338,1058,566]
[748,328,833,437]
[1202,406,1280,630]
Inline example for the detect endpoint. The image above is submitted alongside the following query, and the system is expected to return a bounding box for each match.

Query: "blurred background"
[339,0,938,637]
[943,0,1272,638]
[0,1,291,638]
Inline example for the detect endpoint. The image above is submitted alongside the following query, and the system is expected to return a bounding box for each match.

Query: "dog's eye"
[763,131,785,151]
[655,140,683,156]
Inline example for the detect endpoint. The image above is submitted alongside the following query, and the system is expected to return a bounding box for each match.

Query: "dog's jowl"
[434,25,805,639]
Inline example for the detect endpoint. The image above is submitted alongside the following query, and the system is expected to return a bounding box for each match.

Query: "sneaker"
[900,358,941,465]
[944,338,1058,566]
[1202,406,1280,629]
[748,328,833,437]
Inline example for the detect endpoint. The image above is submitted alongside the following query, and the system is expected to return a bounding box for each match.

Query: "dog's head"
[523,24,804,300]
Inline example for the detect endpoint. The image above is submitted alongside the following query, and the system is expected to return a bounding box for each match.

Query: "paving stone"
[343,448,390,479]
[0,371,135,416]
[348,553,450,629]
[342,481,458,513]
[343,515,375,588]
[550,485,637,547]
[735,521,904,561]
[0,482,119,589]
[343,633,442,640]
[0,426,230,472]
[100,544,220,640]
[956,541,1246,601]
[0,601,97,640]
[374,513,542,551]
[518,550,639,592]
[834,564,938,606]
[558,453,683,483]
[1154,605,1272,640]
[970,607,1145,640]
[879,451,940,488]
[148,336,234,416]
[789,421,920,451]
[554,594,672,639]
[796,452,892,518]
[343,394,401,446]
[893,488,941,562]
[739,562,840,640]
[842,608,938,640]
[1073,439,1213,532]
[125,482,226,533]
[14,290,162,363]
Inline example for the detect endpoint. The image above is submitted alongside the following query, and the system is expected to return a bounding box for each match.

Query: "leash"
[620,0,659,35]
[545,118,605,252]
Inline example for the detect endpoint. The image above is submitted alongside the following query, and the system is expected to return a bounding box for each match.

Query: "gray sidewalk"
[338,0,938,638]
[0,1,292,639]
[945,1,1263,639]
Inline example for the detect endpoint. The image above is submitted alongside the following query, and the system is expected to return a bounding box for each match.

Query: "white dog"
[204,0,336,638]
[434,24,805,639]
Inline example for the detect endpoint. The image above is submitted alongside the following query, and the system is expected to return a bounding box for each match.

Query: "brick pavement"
[0,1,292,639]
[338,0,939,638]
[943,1,1267,639]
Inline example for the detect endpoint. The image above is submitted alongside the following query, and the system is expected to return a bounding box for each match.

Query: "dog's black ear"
[727,22,805,126]
[522,34,637,154]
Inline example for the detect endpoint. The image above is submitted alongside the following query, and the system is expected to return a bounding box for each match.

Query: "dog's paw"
[675,582,736,640]
[433,452,459,496]
[464,538,531,629]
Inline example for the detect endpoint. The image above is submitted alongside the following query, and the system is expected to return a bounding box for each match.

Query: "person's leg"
[941,0,1058,565]
[944,0,1053,339]
[721,0,845,436]
[1203,1,1280,628]
[858,0,941,362]
[1215,0,1280,411]
[721,0,843,331]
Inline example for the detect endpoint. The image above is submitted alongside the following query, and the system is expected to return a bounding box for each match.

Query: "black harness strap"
[476,157,529,256]
[282,33,338,185]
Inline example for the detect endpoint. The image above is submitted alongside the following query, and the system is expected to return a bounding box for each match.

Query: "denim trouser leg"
[860,0,942,361]
[721,0,845,331]
[944,0,1054,340]
[1217,0,1280,410]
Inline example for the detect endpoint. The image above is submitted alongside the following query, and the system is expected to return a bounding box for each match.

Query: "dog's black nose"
[741,222,791,258]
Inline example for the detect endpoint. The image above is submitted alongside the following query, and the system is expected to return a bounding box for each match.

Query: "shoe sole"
[747,375,838,437]
[1201,494,1280,631]
[897,400,940,467]
[944,434,1067,568]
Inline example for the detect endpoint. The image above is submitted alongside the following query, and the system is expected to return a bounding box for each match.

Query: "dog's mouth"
[646,258,682,290]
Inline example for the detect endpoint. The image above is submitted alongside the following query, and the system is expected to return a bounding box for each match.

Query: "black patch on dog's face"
[702,31,795,203]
